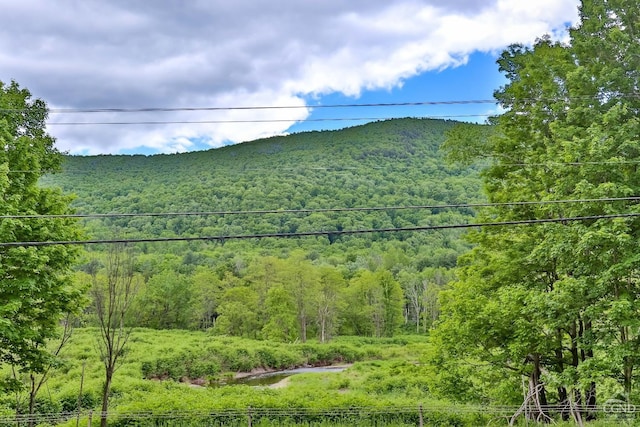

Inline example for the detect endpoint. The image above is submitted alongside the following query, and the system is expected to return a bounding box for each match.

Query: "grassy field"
[1,329,633,426]
[1,329,481,426]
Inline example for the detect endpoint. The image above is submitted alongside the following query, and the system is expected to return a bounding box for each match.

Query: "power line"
[2,212,638,247]
[46,114,489,126]
[10,159,640,175]
[45,99,499,113]
[2,93,637,115]
[1,197,639,220]
[498,160,640,166]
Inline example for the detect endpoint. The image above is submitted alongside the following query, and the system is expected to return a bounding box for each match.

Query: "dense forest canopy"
[39,118,484,338]
[45,118,481,237]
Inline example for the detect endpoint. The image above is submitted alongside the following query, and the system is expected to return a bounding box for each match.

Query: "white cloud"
[1,0,580,154]
[46,90,310,155]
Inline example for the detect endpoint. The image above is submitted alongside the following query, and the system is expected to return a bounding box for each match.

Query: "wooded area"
[2,0,640,424]
[38,117,482,340]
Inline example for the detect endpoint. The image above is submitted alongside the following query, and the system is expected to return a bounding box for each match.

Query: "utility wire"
[2,212,638,247]
[10,160,640,175]
[46,99,499,113]
[1,197,639,220]
[2,93,637,114]
[497,160,640,166]
[46,114,489,126]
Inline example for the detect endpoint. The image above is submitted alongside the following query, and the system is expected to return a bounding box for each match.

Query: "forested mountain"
[41,118,484,337]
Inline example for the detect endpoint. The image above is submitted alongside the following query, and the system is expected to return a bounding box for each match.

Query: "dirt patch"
[269,377,291,389]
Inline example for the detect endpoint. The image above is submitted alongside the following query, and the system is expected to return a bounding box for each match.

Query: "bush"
[59,391,98,413]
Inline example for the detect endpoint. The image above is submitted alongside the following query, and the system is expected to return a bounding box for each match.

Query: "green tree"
[315,266,345,343]
[215,287,260,338]
[10,314,74,427]
[262,286,297,341]
[189,268,223,329]
[343,270,403,337]
[281,253,320,342]
[0,80,83,389]
[399,268,451,333]
[244,255,285,327]
[438,0,640,418]
[137,271,192,329]
[378,270,404,337]
[421,268,453,331]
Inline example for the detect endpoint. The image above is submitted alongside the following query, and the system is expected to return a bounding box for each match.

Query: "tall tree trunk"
[569,322,579,368]
[558,386,569,421]
[299,313,307,343]
[623,358,633,396]
[584,320,596,421]
[320,316,326,343]
[585,381,597,421]
[28,374,36,427]
[571,388,584,426]
[620,324,633,396]
[528,354,551,423]
[555,327,570,421]
[101,368,113,427]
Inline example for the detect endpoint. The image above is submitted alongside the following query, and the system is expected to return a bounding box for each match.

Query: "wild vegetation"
[435,0,640,422]
[3,90,490,423]
[11,117,487,425]
[40,117,482,341]
[1,330,495,426]
[2,0,640,425]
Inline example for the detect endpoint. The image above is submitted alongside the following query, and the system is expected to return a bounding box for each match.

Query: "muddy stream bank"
[219,365,351,388]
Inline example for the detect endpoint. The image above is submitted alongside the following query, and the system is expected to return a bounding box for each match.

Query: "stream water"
[222,366,348,387]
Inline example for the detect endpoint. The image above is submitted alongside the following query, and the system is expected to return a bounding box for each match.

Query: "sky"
[0,0,581,155]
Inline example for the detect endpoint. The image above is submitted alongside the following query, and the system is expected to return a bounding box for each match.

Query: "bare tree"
[403,277,425,333]
[12,314,74,427]
[90,244,138,427]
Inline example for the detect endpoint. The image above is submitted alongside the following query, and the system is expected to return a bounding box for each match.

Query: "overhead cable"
[1,196,639,220]
[46,114,489,126]
[46,99,499,113]
[1,93,638,114]
[10,160,640,175]
[1,212,638,247]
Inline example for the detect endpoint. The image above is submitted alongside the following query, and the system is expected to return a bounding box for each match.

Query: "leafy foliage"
[436,0,640,416]
[0,80,83,378]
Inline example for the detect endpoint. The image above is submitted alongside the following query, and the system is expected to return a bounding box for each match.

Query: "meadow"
[1,329,502,426]
[3,329,633,426]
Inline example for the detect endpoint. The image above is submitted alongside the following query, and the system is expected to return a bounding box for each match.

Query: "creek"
[222,366,348,387]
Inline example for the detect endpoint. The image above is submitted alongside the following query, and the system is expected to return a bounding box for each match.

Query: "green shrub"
[188,359,220,378]
[59,391,98,412]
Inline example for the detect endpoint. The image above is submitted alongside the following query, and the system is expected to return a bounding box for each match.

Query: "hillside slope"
[42,118,484,268]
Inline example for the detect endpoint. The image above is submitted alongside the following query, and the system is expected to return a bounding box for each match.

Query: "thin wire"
[46,114,489,126]
[1,197,639,220]
[497,160,640,166]
[45,99,499,113]
[2,212,638,247]
[9,159,640,175]
[1,93,636,114]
